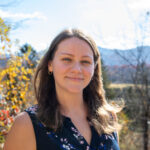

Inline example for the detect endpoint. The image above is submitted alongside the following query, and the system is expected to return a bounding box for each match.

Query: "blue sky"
[0,0,150,51]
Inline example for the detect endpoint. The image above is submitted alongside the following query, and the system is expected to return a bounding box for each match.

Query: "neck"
[56,88,87,118]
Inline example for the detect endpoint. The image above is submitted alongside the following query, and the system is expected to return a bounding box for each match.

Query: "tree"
[19,43,39,68]
[0,17,11,53]
[114,10,150,150]
[0,17,37,146]
[101,59,116,99]
[115,47,150,150]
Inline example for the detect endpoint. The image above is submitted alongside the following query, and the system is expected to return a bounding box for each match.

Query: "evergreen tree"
[101,59,115,99]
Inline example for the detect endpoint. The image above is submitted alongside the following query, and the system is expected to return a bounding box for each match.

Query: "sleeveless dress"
[25,105,120,150]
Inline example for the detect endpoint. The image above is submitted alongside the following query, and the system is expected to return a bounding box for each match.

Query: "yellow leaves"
[0,17,11,53]
[4,28,9,34]
[1,35,4,42]
[11,97,17,103]
[12,90,17,95]
[2,45,5,50]
[6,37,10,42]
[25,86,28,92]
[20,92,25,99]
[12,105,17,109]
[0,17,37,140]
[0,24,37,138]
[11,85,15,89]
[18,76,22,80]
[12,72,17,78]
[24,55,29,61]
[6,81,9,86]
[17,62,22,67]
[0,135,5,143]
[0,121,5,127]
[20,82,25,87]
[6,107,9,111]
[0,70,7,81]
[22,75,29,81]
[7,91,11,96]
[27,68,33,74]
[0,28,2,34]
[18,101,22,105]
[0,17,4,24]
[21,67,27,75]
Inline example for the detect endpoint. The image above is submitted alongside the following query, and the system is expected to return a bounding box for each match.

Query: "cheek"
[84,66,94,78]
[52,62,68,75]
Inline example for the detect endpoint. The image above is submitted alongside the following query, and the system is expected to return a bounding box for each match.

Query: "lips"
[66,76,84,81]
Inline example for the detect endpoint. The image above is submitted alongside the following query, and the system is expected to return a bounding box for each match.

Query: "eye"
[81,60,91,64]
[62,58,72,62]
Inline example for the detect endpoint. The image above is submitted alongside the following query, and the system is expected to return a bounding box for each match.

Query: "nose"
[71,62,82,73]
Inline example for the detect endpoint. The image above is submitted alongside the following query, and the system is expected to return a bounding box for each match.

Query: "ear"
[48,61,53,72]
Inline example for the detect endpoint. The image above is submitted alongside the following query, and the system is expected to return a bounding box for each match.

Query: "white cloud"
[98,25,150,49]
[143,36,150,46]
[128,0,150,11]
[33,42,48,51]
[73,0,150,49]
[73,0,136,49]
[125,0,150,22]
[0,9,47,20]
[100,36,137,50]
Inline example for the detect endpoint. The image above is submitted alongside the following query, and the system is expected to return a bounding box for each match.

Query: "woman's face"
[48,37,95,94]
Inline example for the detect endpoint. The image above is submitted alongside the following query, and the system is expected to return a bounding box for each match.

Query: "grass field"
[109,83,134,89]
[109,83,150,89]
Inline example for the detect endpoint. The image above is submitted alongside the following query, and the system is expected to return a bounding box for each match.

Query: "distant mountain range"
[97,46,150,83]
[99,46,150,66]
[0,58,8,69]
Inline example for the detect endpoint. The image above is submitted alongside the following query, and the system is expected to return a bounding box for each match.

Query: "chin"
[66,87,84,94]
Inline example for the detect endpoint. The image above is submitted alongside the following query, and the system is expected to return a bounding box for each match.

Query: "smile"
[66,77,84,81]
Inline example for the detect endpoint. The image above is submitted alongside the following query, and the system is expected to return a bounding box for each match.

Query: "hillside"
[99,46,150,66]
[0,58,8,69]
[98,46,150,83]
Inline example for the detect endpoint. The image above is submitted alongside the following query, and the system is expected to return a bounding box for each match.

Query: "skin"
[49,37,94,94]
[3,112,36,150]
[3,37,95,149]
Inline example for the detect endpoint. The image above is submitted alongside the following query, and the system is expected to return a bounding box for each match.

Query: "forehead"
[55,37,93,56]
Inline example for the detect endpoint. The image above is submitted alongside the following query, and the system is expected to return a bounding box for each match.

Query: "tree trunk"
[143,108,149,150]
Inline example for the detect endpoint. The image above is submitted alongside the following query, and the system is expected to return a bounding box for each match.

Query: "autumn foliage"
[0,17,37,144]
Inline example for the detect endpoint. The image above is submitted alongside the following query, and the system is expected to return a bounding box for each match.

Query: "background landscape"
[0,0,150,150]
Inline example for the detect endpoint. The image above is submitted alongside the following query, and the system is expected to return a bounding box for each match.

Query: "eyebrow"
[60,52,93,59]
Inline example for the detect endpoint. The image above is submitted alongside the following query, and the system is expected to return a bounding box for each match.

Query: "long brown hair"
[34,28,120,134]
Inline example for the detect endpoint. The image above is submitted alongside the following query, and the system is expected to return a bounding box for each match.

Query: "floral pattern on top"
[25,105,120,150]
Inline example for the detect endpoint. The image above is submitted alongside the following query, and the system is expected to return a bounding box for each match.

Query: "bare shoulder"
[3,112,36,150]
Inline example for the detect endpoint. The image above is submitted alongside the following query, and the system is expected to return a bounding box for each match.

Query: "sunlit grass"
[109,83,134,89]
[109,83,150,89]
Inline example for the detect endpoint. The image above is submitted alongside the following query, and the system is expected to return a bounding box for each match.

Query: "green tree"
[101,59,115,99]
[19,43,39,68]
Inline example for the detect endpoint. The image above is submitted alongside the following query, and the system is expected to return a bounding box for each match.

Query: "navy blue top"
[25,105,120,150]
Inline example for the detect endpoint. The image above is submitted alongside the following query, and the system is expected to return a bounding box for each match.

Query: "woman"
[4,29,120,150]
